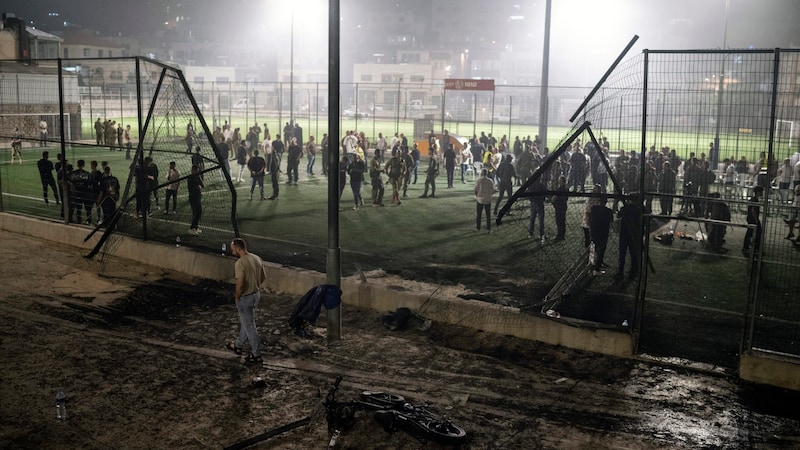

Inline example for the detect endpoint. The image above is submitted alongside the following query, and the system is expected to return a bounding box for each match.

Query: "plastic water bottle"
[56,390,66,420]
[175,236,181,247]
[221,243,227,255]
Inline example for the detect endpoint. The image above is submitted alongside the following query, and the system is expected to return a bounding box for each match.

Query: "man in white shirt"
[342,131,358,163]
[376,132,387,163]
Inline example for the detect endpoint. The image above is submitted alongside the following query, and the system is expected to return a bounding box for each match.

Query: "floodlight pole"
[712,0,730,169]
[290,8,295,125]
[326,0,342,344]
[538,0,552,153]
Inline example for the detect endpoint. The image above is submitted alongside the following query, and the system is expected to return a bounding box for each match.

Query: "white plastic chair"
[473,161,484,177]
[463,161,475,181]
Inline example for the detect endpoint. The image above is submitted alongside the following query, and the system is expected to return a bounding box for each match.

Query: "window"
[410,75,424,83]
[361,74,373,82]
[83,48,90,57]
[108,51,113,57]
[384,91,398,106]
[63,48,69,58]
[98,49,104,57]
[381,74,403,83]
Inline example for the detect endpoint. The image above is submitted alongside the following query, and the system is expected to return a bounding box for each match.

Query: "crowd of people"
[34,151,121,227]
[14,117,800,257]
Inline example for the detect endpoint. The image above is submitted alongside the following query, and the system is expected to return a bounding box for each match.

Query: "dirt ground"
[1,231,799,450]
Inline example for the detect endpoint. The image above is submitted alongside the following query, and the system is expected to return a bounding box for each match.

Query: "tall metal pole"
[712,0,730,169]
[58,58,68,223]
[538,0,552,153]
[327,0,342,344]
[290,8,295,125]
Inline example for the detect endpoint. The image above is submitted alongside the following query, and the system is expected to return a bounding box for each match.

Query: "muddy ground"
[1,231,799,449]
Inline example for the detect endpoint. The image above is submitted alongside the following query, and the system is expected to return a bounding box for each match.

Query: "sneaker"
[786,234,795,240]
[163,210,169,215]
[172,211,177,215]
[188,228,199,235]
[243,354,263,365]
[225,342,242,355]
[353,206,359,211]
[195,228,202,234]
[541,235,546,244]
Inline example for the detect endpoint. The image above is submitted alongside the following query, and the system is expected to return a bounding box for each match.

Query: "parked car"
[232,98,250,109]
[343,108,369,119]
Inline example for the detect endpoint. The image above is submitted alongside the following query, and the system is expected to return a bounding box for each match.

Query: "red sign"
[444,78,495,91]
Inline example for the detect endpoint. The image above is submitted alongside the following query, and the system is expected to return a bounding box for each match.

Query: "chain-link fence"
[1,52,798,369]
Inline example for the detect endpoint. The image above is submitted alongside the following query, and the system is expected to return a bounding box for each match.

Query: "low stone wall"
[10,212,799,391]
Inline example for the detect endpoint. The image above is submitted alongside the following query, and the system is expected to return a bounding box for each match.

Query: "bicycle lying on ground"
[224,375,467,449]
[323,375,467,448]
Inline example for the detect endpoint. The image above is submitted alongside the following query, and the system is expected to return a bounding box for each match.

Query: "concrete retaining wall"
[23,212,800,380]
[739,351,800,391]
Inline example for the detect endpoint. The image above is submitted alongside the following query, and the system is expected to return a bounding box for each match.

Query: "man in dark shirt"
[410,143,421,185]
[742,186,764,256]
[216,140,230,179]
[187,165,204,235]
[247,149,267,200]
[97,166,120,228]
[615,194,644,281]
[272,134,285,172]
[68,159,92,224]
[590,195,614,275]
[267,147,280,200]
[37,151,60,205]
[286,137,302,185]
[443,143,457,188]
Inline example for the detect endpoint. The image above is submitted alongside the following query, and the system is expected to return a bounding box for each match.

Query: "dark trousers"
[422,174,436,196]
[270,172,280,197]
[41,177,59,204]
[165,189,177,212]
[350,180,362,207]
[529,202,545,237]
[287,158,299,182]
[136,188,151,216]
[743,223,762,252]
[251,175,265,198]
[100,198,116,227]
[189,195,202,229]
[371,178,384,204]
[476,202,491,230]
[554,204,567,239]
[660,194,674,215]
[618,234,639,277]
[446,167,455,187]
[593,238,609,271]
[495,182,513,214]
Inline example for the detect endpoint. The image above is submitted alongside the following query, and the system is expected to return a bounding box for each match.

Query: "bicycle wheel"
[359,391,405,410]
[421,418,467,446]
